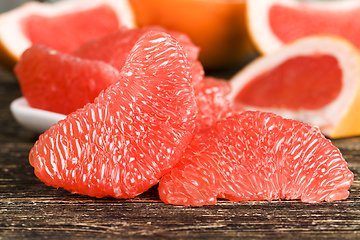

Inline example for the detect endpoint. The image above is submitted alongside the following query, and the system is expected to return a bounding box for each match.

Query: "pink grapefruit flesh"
[14,44,120,115]
[159,111,354,206]
[269,4,360,50]
[29,31,197,199]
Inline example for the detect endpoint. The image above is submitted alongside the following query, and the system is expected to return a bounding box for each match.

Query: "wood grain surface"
[1,71,359,239]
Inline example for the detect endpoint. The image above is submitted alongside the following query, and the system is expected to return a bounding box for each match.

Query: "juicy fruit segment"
[194,77,243,132]
[159,111,354,206]
[14,44,120,115]
[234,55,342,110]
[21,5,119,54]
[130,0,253,69]
[29,31,197,198]
[73,25,205,92]
[73,25,239,131]
[228,36,360,139]
[72,26,200,72]
[247,0,360,55]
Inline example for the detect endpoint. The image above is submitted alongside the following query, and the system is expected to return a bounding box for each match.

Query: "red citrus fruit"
[14,44,120,115]
[0,0,135,70]
[228,36,360,139]
[247,0,360,55]
[72,26,200,70]
[159,111,354,206]
[73,25,239,131]
[72,25,205,88]
[29,31,197,199]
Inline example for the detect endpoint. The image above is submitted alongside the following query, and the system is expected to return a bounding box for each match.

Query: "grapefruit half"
[227,36,360,139]
[247,0,360,55]
[0,0,135,70]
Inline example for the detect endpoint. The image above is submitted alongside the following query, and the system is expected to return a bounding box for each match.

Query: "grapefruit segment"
[159,111,354,206]
[194,76,243,132]
[29,31,197,199]
[72,26,200,72]
[73,25,241,131]
[227,36,360,139]
[247,0,360,55]
[14,44,120,115]
[0,0,135,70]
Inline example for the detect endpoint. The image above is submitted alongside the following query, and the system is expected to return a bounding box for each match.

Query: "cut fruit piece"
[194,76,243,133]
[247,0,360,55]
[129,0,253,69]
[73,26,240,132]
[159,111,354,206]
[14,44,120,115]
[0,0,135,70]
[72,26,200,72]
[227,36,360,139]
[29,31,197,199]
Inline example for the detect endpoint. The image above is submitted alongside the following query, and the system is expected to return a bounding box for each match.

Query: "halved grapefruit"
[0,0,134,70]
[227,35,360,139]
[247,0,360,55]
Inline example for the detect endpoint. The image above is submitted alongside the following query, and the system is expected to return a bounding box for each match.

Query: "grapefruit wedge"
[0,0,134,70]
[227,36,360,139]
[247,0,360,55]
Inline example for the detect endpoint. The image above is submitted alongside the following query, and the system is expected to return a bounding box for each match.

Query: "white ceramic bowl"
[10,97,66,133]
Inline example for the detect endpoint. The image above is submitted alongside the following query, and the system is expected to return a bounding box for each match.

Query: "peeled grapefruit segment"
[0,0,134,69]
[72,26,200,72]
[194,76,243,132]
[14,44,120,115]
[227,36,360,139]
[159,111,354,206]
[29,31,197,199]
[247,0,360,55]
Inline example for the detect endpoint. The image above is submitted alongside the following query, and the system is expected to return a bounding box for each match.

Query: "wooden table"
[1,67,359,239]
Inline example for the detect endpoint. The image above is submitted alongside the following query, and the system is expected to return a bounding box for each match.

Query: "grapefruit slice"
[14,44,120,115]
[0,0,134,70]
[29,31,197,199]
[159,111,354,206]
[247,0,360,55]
[227,36,360,139]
